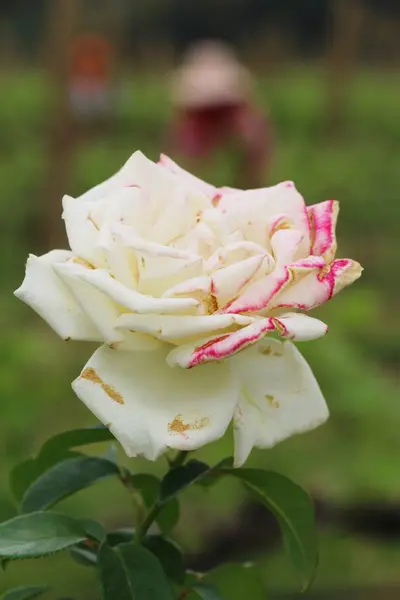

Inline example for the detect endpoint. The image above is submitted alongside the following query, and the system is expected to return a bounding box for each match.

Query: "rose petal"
[211,255,267,307]
[158,153,217,198]
[62,195,104,265]
[308,200,339,262]
[72,344,238,459]
[55,262,200,315]
[218,182,311,254]
[231,340,329,466]
[14,251,102,342]
[167,319,276,368]
[166,310,327,368]
[116,312,255,343]
[162,275,212,299]
[270,229,304,264]
[54,261,123,343]
[137,253,203,297]
[272,313,328,341]
[205,240,271,272]
[218,257,325,315]
[272,258,363,311]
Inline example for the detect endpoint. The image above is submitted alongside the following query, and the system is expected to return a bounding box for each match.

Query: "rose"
[15,152,362,466]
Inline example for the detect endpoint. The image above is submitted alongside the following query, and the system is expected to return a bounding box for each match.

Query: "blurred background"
[1,0,399,598]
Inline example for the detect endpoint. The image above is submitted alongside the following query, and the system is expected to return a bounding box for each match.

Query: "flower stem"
[134,501,161,543]
[169,450,189,470]
[135,450,189,544]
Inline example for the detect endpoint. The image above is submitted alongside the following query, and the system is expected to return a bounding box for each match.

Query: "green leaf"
[0,586,49,600]
[129,474,179,534]
[159,461,210,502]
[129,474,160,506]
[98,542,173,600]
[69,544,98,567]
[0,512,88,559]
[10,451,82,502]
[79,519,106,543]
[143,535,185,584]
[107,528,135,547]
[196,458,234,488]
[229,469,318,590]
[39,426,113,458]
[157,500,180,534]
[21,457,121,513]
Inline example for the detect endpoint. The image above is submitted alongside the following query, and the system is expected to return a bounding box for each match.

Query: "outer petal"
[273,313,328,341]
[116,313,255,343]
[54,261,123,343]
[308,200,339,262]
[77,151,170,203]
[14,251,102,342]
[231,339,329,466]
[219,257,325,315]
[270,229,304,264]
[158,154,217,198]
[62,195,104,266]
[167,319,276,368]
[218,182,311,254]
[272,258,363,311]
[211,254,267,307]
[166,311,327,368]
[72,344,238,459]
[55,262,200,316]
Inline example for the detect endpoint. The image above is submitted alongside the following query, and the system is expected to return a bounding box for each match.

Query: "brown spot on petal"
[81,367,124,405]
[212,193,222,207]
[204,294,218,315]
[168,414,210,434]
[258,345,272,356]
[65,336,71,342]
[265,394,280,408]
[87,214,100,230]
[72,257,94,269]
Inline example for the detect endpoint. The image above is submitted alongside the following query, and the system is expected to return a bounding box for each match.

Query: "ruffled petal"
[158,154,216,198]
[272,313,328,341]
[231,340,329,466]
[218,182,311,254]
[211,254,267,307]
[272,258,363,311]
[167,319,276,368]
[54,261,123,343]
[62,195,104,265]
[166,311,327,368]
[14,251,102,342]
[116,312,255,344]
[308,200,339,262]
[218,257,325,315]
[55,262,200,315]
[72,344,238,459]
[270,229,304,264]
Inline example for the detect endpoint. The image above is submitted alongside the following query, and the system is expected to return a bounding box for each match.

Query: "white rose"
[15,152,362,466]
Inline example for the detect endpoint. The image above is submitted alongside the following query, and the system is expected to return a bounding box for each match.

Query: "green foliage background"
[1,68,399,598]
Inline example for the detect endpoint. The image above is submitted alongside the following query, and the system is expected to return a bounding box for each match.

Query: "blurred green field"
[1,68,399,599]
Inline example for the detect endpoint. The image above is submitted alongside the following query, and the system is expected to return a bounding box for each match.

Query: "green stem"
[135,450,189,544]
[169,450,189,470]
[134,501,161,543]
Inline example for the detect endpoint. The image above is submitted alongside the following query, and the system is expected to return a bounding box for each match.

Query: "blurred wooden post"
[41,0,79,250]
[325,0,366,137]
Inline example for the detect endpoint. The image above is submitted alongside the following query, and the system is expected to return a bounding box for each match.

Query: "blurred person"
[68,33,113,120]
[167,40,273,188]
